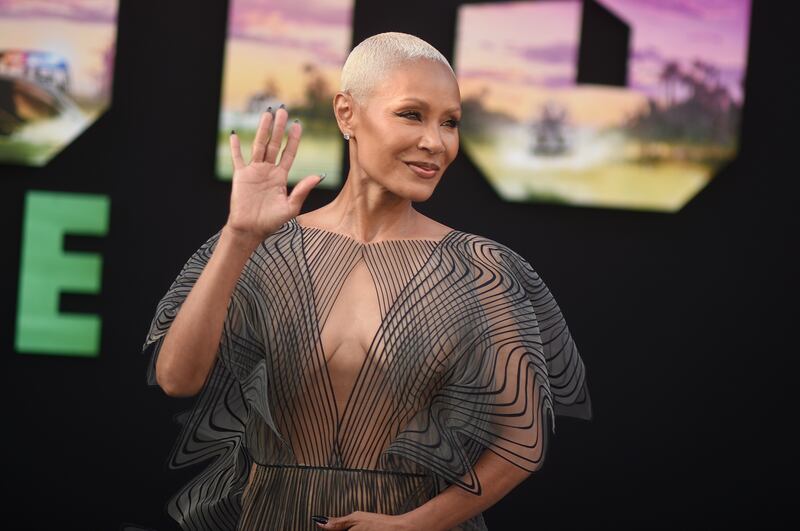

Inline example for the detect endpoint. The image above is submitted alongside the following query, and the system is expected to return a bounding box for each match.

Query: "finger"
[229,130,245,170]
[250,109,274,164]
[287,173,326,213]
[277,119,302,172]
[317,515,351,530]
[265,106,289,164]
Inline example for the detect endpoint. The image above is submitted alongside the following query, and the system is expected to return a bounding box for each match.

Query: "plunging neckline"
[291,217,460,436]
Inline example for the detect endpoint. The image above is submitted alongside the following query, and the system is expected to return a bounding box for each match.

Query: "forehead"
[372,59,461,109]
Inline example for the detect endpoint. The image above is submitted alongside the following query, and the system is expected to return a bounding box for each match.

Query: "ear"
[333,91,357,136]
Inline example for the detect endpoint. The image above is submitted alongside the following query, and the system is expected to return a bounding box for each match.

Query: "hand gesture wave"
[225,106,324,243]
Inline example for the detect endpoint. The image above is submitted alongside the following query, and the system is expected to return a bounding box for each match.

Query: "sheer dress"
[142,217,592,530]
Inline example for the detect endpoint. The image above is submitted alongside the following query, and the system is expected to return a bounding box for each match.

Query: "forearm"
[402,450,534,531]
[155,224,262,396]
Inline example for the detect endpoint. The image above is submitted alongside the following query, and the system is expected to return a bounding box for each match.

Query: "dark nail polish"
[293,119,299,123]
[279,103,286,109]
[267,106,272,112]
[231,129,236,135]
[311,515,328,524]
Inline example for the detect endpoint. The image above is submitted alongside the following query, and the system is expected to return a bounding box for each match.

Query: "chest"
[253,227,487,444]
[318,257,381,367]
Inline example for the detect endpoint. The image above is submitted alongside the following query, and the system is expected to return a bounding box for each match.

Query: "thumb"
[288,173,326,212]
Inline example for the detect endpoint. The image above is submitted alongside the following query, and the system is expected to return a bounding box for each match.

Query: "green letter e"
[16,190,110,357]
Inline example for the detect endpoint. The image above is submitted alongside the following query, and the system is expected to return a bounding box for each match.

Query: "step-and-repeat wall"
[2,1,791,529]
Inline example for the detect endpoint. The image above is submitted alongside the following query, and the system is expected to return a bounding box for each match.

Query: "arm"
[152,106,322,397]
[154,226,260,397]
[315,450,535,531]
[401,449,534,531]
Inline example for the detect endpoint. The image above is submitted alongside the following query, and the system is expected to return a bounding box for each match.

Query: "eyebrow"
[397,97,461,114]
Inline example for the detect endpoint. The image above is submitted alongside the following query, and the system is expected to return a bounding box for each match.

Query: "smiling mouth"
[405,162,439,178]
[405,161,441,171]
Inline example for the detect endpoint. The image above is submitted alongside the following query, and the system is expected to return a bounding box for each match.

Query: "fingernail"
[311,515,328,524]
[266,106,272,113]
[231,129,236,135]
[279,103,286,109]
[293,119,299,123]
[318,172,327,183]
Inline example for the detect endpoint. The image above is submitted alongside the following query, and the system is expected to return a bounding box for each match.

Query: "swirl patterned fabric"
[142,217,592,530]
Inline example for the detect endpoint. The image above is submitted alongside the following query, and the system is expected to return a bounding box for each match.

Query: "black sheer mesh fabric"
[142,217,592,530]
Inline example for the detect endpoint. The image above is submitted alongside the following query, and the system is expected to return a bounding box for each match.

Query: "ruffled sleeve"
[500,245,592,421]
[141,228,265,530]
[384,236,592,496]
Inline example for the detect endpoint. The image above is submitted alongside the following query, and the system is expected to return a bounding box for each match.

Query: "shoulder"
[446,229,527,262]
[444,229,538,280]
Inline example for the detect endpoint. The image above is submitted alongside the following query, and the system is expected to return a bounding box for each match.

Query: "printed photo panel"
[0,0,118,166]
[215,0,355,185]
[454,0,752,211]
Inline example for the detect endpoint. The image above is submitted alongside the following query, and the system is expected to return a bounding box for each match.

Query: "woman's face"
[344,59,462,201]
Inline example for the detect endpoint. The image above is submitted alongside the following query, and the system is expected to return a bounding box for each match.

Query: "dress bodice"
[142,218,592,530]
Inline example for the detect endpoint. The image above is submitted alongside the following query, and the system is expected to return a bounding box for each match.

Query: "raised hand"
[225,106,324,245]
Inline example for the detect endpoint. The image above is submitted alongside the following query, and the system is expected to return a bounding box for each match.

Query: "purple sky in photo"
[456,0,750,104]
[229,0,350,38]
[0,0,117,23]
[226,0,352,67]
[600,0,751,102]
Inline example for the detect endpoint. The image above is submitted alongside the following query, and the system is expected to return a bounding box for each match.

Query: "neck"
[310,159,422,243]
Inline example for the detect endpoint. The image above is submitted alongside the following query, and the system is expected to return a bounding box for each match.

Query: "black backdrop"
[1,0,794,529]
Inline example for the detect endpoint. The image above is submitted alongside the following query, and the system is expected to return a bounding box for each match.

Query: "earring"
[343,133,351,140]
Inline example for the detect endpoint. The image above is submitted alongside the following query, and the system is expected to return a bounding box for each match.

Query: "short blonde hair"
[340,32,455,105]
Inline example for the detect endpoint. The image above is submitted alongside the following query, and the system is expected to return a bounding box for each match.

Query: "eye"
[397,111,421,121]
[397,111,460,129]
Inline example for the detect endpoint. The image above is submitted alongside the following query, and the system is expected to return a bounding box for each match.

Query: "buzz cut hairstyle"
[340,32,456,106]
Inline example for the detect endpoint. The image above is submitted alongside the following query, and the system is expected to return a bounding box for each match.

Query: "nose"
[417,123,446,155]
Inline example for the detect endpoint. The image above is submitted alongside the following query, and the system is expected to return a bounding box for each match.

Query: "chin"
[394,164,444,201]
[384,177,437,202]
[408,190,435,203]
[373,165,442,202]
[403,181,438,203]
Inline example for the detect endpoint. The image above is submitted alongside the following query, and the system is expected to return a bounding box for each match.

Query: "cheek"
[387,132,419,165]
[359,133,408,175]
[359,125,393,162]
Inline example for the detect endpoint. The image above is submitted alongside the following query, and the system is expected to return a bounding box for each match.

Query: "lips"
[405,160,440,171]
[405,162,439,179]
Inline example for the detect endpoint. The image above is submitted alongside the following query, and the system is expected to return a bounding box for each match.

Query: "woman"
[143,32,591,531]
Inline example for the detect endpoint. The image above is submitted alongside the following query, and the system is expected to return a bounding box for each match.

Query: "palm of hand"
[226,106,324,241]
